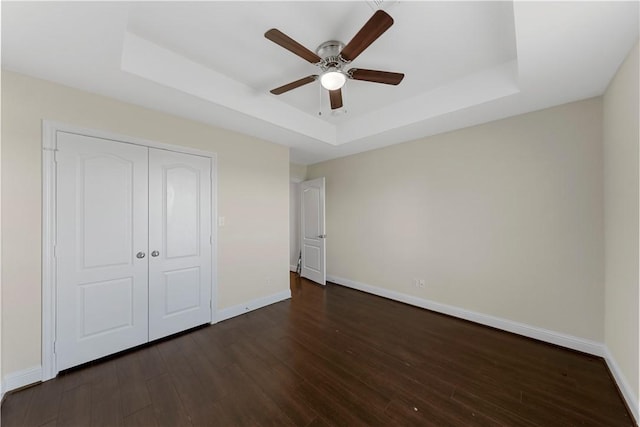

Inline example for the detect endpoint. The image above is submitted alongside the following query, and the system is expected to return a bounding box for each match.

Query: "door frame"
[41,120,218,380]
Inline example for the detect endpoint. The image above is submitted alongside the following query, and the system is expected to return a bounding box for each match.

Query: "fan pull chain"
[318,80,323,116]
[342,84,347,116]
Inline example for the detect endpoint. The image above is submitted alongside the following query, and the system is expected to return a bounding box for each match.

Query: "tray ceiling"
[2,1,638,164]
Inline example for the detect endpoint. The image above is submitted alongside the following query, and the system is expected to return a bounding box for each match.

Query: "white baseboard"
[603,347,639,423]
[215,289,291,323]
[2,365,42,397]
[327,275,605,356]
[289,265,297,272]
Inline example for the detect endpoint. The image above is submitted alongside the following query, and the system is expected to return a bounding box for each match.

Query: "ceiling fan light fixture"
[320,69,346,90]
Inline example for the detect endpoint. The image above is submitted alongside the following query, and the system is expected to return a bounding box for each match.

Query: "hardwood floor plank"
[451,387,536,427]
[90,360,124,427]
[387,383,506,427]
[522,389,634,426]
[211,364,296,427]
[116,351,152,417]
[227,341,319,426]
[146,373,192,427]
[136,346,168,381]
[123,406,159,427]
[259,336,393,425]
[305,416,334,427]
[61,368,91,391]
[22,380,66,426]
[285,315,457,400]
[155,335,223,425]
[384,393,500,427]
[2,273,633,426]
[189,326,238,369]
[176,333,230,400]
[250,366,319,426]
[91,398,124,427]
[56,384,91,427]
[82,359,115,386]
[184,402,225,427]
[385,397,452,427]
[0,386,34,427]
[479,363,632,424]
[286,375,382,426]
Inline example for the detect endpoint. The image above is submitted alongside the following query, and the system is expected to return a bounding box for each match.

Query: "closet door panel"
[148,149,212,340]
[56,132,149,371]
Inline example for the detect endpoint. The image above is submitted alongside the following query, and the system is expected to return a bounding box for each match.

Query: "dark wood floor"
[2,273,634,426]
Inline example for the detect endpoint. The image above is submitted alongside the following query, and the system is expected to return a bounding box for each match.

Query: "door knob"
[151,250,160,257]
[318,234,327,239]
[136,251,146,259]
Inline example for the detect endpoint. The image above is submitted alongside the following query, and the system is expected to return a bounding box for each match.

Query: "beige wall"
[1,71,290,376]
[603,41,639,407]
[289,162,307,183]
[308,97,605,341]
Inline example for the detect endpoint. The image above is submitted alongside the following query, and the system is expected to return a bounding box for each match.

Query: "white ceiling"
[2,1,638,164]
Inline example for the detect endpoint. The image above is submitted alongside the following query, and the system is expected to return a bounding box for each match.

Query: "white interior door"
[56,132,149,371]
[148,149,212,340]
[301,177,326,285]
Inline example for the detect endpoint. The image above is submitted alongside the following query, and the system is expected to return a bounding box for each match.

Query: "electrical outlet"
[412,279,419,288]
[419,279,425,288]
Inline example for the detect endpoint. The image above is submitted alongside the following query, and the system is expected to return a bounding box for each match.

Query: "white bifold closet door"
[148,149,211,341]
[55,132,211,371]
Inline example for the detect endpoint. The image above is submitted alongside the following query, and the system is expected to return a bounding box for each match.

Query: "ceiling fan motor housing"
[316,40,348,71]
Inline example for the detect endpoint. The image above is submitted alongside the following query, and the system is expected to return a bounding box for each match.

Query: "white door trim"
[41,120,218,380]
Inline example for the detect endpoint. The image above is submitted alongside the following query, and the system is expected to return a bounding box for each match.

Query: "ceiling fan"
[265,10,405,110]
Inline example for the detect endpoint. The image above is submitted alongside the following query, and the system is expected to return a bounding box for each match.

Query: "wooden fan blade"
[270,75,317,95]
[349,68,404,85]
[340,10,394,62]
[329,89,343,110]
[265,29,322,64]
